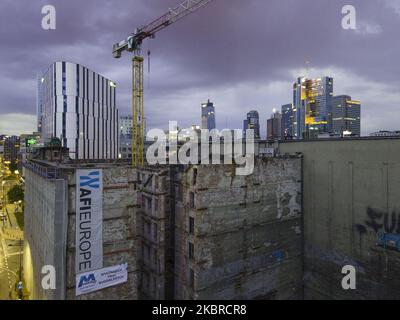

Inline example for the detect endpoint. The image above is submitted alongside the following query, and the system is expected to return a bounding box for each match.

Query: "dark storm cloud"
[1,0,400,135]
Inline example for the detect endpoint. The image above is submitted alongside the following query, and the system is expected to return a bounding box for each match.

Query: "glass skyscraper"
[243,110,260,139]
[281,104,294,140]
[293,77,333,139]
[267,111,282,141]
[332,95,361,137]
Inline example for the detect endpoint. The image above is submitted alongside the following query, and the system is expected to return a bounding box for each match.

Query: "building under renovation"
[22,137,400,300]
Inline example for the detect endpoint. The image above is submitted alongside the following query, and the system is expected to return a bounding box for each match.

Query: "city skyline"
[1,0,400,303]
[1,0,400,137]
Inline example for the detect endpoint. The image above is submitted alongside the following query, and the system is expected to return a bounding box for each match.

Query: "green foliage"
[7,184,24,204]
[8,162,18,172]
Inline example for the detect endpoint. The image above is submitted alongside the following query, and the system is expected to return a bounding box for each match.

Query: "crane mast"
[113,0,213,167]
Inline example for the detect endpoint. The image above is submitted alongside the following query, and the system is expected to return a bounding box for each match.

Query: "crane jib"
[112,0,213,167]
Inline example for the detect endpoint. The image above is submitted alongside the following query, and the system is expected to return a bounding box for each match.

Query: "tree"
[7,184,24,204]
[9,162,18,172]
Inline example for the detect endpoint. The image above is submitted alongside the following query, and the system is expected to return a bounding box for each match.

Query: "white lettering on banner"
[76,263,128,296]
[76,169,103,274]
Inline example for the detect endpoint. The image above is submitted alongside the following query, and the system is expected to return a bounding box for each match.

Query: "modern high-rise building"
[120,115,133,136]
[4,136,20,166]
[267,110,282,141]
[119,115,133,159]
[281,104,294,140]
[243,110,260,139]
[0,136,4,161]
[40,61,119,159]
[293,77,333,139]
[37,73,45,134]
[331,95,361,137]
[201,99,216,130]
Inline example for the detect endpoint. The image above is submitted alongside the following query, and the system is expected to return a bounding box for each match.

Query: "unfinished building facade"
[24,150,304,300]
[135,156,303,300]
[23,158,139,300]
[136,167,175,299]
[173,157,303,299]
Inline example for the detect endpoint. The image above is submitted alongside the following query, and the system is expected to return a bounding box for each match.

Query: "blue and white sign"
[76,169,103,274]
[76,263,128,296]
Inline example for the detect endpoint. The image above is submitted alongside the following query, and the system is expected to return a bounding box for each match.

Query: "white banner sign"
[76,263,128,296]
[76,169,103,274]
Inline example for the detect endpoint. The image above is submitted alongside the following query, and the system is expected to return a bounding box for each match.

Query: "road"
[0,230,21,300]
[0,161,24,300]
[5,203,21,230]
[0,232,12,300]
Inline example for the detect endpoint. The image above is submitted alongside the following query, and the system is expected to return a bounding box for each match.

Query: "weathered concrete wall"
[280,138,400,299]
[136,167,174,299]
[174,157,303,300]
[23,167,68,300]
[65,164,139,300]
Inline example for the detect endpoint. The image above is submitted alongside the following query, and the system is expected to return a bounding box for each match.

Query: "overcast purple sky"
[0,0,400,137]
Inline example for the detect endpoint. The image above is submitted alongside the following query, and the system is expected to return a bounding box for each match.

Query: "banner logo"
[78,274,96,288]
[80,171,100,189]
[76,169,103,275]
[76,264,128,296]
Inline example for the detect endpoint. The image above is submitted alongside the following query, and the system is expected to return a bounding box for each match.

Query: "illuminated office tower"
[332,95,361,137]
[293,76,333,139]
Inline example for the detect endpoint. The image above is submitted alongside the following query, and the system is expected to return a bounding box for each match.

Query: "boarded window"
[189,242,194,259]
[155,199,159,213]
[189,192,195,209]
[193,168,197,185]
[189,217,194,234]
[153,223,157,241]
[145,221,151,236]
[189,268,195,289]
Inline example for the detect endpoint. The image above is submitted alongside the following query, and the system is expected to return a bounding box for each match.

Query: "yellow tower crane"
[113,0,214,167]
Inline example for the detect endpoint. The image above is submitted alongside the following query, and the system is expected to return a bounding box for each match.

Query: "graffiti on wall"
[356,207,400,252]
[356,207,400,235]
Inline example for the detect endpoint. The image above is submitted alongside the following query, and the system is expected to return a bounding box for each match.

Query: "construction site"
[21,136,400,300]
[17,0,400,300]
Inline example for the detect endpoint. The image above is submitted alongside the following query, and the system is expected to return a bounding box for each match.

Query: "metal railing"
[23,161,64,180]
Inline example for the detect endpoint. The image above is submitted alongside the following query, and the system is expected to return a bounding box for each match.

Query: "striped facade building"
[40,61,119,159]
